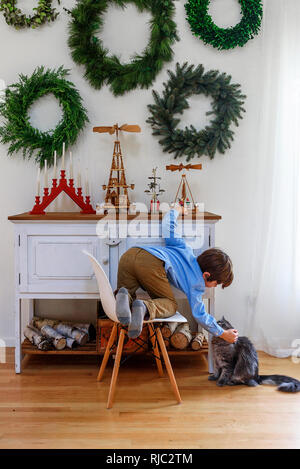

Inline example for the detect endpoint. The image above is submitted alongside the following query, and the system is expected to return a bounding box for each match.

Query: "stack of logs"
[23,316,96,351]
[161,322,205,350]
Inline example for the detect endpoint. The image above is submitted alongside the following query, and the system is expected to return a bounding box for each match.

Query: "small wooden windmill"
[93,123,140,210]
[166,163,202,211]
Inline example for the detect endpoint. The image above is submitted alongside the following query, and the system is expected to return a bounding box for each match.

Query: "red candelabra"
[30,169,96,215]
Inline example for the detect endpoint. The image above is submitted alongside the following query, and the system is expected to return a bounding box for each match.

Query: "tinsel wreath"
[185,0,263,50]
[67,0,178,96]
[0,0,59,29]
[0,67,89,167]
[147,63,246,161]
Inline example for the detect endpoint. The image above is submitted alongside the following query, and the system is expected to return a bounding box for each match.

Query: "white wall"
[0,0,264,344]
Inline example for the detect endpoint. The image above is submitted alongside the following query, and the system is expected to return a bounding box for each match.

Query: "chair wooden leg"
[97,323,118,382]
[156,327,182,404]
[148,323,164,377]
[107,327,126,409]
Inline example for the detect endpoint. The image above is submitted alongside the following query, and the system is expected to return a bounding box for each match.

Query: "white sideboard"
[9,211,221,373]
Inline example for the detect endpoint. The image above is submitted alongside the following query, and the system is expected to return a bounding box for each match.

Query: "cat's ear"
[221,315,225,321]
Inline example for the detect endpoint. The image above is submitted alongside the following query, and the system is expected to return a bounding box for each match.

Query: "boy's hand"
[220,329,238,344]
[172,203,188,215]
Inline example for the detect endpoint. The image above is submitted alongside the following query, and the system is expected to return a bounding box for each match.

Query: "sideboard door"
[20,226,109,294]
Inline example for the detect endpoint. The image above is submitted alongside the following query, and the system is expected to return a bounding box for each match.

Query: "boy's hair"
[197,248,233,289]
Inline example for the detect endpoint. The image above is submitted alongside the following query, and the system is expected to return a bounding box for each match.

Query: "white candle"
[69,151,73,179]
[62,142,65,170]
[37,167,41,196]
[77,170,82,188]
[85,168,89,195]
[77,159,81,187]
[53,151,57,179]
[44,160,48,187]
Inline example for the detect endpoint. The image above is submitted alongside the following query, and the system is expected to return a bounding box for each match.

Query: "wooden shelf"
[22,339,208,356]
[168,340,208,355]
[22,339,98,355]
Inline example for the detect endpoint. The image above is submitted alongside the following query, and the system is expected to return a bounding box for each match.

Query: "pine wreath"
[0,0,60,29]
[147,63,246,161]
[0,67,89,167]
[67,0,178,96]
[185,0,263,50]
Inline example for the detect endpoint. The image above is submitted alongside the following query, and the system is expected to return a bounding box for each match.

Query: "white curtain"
[247,0,300,357]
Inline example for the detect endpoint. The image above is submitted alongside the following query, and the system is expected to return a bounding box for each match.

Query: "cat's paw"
[208,374,218,381]
[246,379,259,387]
[217,379,229,387]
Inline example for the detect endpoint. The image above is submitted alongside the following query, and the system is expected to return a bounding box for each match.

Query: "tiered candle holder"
[30,170,96,215]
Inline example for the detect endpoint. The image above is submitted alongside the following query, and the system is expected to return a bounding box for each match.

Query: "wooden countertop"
[8,211,222,221]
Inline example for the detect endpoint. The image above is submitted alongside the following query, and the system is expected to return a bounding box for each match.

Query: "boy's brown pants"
[117,247,178,320]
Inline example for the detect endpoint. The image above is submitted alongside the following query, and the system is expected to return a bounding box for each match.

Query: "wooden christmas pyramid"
[93,123,140,210]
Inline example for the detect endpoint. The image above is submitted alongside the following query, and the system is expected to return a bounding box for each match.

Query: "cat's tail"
[259,375,300,393]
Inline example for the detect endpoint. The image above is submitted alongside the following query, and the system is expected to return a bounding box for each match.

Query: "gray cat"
[209,317,300,393]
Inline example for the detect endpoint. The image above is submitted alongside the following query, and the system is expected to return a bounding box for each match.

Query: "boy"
[116,207,238,344]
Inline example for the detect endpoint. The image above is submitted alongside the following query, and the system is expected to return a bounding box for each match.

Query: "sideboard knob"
[102,258,109,265]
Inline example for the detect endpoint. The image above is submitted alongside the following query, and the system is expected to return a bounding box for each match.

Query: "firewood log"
[191,332,205,351]
[54,324,74,338]
[74,330,88,345]
[32,316,59,330]
[70,323,96,341]
[161,322,178,339]
[24,325,52,351]
[70,328,88,346]
[170,323,192,350]
[54,324,88,346]
[32,317,94,342]
[163,337,170,349]
[66,338,76,349]
[40,325,66,350]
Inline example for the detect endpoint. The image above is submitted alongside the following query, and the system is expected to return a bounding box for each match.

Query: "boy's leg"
[133,249,178,320]
[116,247,177,338]
[117,247,141,297]
[116,248,141,325]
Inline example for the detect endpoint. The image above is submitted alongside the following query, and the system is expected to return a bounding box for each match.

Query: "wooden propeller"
[166,163,202,172]
[119,124,141,132]
[93,126,116,134]
[93,124,141,135]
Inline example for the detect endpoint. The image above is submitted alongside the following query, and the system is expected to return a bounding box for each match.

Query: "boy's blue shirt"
[136,209,224,337]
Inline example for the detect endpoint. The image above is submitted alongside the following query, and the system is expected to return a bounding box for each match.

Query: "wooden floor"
[1,348,300,449]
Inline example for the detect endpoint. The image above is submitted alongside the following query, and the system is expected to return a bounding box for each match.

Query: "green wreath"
[0,67,89,167]
[147,63,246,161]
[67,0,178,96]
[185,0,263,50]
[0,0,59,29]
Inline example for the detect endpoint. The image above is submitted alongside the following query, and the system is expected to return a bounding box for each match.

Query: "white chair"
[83,250,187,408]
